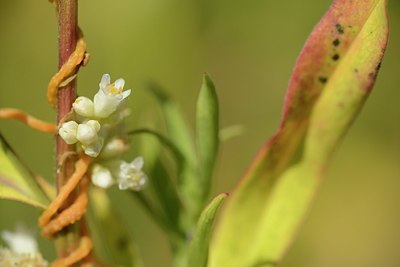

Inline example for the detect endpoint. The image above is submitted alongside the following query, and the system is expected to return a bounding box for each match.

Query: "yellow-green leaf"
[0,133,49,209]
[187,193,227,267]
[210,0,389,266]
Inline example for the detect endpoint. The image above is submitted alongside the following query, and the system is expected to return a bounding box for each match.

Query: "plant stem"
[55,0,79,257]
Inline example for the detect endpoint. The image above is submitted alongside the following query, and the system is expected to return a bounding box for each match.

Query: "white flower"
[93,74,131,118]
[73,96,94,117]
[117,156,147,191]
[91,164,114,188]
[1,227,38,254]
[58,121,78,144]
[76,120,101,145]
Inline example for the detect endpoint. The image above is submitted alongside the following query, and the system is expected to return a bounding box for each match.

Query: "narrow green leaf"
[210,1,389,266]
[0,133,49,209]
[187,193,228,267]
[128,128,184,237]
[181,74,220,225]
[147,83,196,165]
[147,83,199,230]
[90,188,143,267]
[196,74,219,199]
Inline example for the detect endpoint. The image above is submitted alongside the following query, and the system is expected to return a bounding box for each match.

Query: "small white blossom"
[91,164,114,188]
[58,121,78,144]
[76,120,101,145]
[0,249,48,267]
[1,227,38,254]
[73,96,94,117]
[118,156,147,191]
[93,74,131,118]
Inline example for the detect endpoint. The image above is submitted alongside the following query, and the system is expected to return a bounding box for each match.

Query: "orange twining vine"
[0,3,95,267]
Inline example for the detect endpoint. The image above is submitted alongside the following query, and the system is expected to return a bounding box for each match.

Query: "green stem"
[55,0,80,258]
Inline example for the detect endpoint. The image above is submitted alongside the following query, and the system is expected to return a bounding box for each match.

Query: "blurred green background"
[1,1,400,266]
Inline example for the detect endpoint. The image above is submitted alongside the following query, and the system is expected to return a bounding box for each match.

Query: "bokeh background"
[1,1,400,266]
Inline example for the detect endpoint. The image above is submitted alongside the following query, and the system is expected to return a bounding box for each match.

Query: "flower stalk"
[55,0,80,258]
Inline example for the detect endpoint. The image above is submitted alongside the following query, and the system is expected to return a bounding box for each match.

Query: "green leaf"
[210,1,389,266]
[147,83,200,230]
[128,128,184,238]
[187,193,228,267]
[89,187,143,267]
[147,83,196,165]
[196,74,219,200]
[0,133,49,209]
[181,74,220,225]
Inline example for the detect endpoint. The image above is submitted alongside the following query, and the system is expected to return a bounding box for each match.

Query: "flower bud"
[58,121,78,144]
[76,120,100,145]
[73,96,94,117]
[91,164,114,188]
[82,138,104,158]
[100,137,129,159]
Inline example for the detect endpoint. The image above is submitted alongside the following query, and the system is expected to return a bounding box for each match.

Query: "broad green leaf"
[0,133,49,209]
[187,193,227,267]
[210,1,389,266]
[89,187,143,267]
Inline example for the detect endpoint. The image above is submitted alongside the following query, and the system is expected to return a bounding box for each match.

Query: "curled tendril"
[47,29,89,108]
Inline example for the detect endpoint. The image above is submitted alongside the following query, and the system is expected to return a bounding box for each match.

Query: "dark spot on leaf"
[117,236,129,249]
[318,76,328,84]
[332,38,340,47]
[336,23,344,34]
[375,62,382,71]
[332,54,340,61]
[368,72,376,79]
[354,68,359,73]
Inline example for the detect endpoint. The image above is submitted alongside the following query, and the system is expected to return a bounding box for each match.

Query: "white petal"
[93,89,121,118]
[86,120,101,132]
[72,96,94,117]
[114,78,125,90]
[77,123,98,145]
[91,164,114,188]
[59,121,78,144]
[121,89,131,99]
[82,138,104,158]
[100,74,111,88]
[132,156,144,170]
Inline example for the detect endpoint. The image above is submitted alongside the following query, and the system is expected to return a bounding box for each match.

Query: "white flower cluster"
[91,156,147,191]
[58,74,147,191]
[1,227,48,267]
